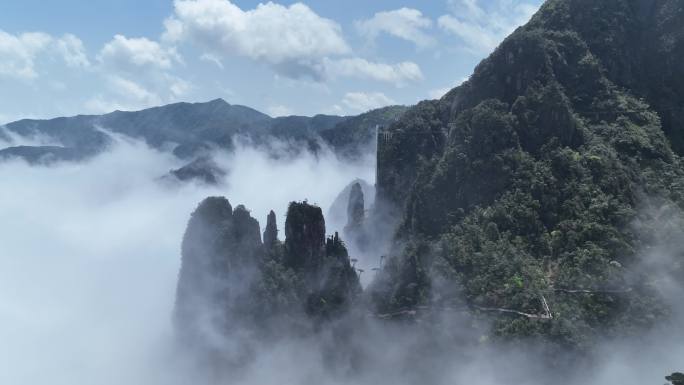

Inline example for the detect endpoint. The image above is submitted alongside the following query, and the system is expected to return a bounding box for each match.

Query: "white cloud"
[98,35,180,71]
[110,76,161,104]
[342,92,395,112]
[168,76,191,98]
[55,34,91,68]
[356,8,435,48]
[0,30,88,79]
[429,87,452,99]
[438,0,540,54]
[325,58,423,87]
[163,0,349,79]
[85,75,163,113]
[0,31,52,79]
[267,105,293,117]
[428,76,469,99]
[199,53,224,69]
[91,35,189,113]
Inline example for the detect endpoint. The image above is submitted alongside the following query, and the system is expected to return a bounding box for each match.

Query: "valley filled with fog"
[0,132,682,385]
[0,134,377,384]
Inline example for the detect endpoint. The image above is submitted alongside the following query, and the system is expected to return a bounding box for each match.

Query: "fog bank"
[0,136,373,385]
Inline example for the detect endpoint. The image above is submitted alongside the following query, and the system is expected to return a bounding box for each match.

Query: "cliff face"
[174,197,263,345]
[372,0,684,349]
[284,202,327,271]
[346,183,365,229]
[282,202,362,320]
[527,0,684,153]
[320,106,408,159]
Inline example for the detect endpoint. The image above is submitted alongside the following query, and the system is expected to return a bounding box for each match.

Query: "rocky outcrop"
[174,197,263,346]
[284,202,327,271]
[327,179,374,229]
[346,183,365,229]
[342,182,370,254]
[166,156,227,185]
[263,210,278,248]
[175,197,361,350]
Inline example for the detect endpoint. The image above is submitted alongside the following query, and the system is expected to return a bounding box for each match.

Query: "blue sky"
[0,0,542,123]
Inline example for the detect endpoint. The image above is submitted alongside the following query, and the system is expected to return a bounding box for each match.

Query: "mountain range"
[0,99,407,164]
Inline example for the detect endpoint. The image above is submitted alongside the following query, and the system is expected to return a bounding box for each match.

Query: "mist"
[0,134,373,385]
[0,134,682,385]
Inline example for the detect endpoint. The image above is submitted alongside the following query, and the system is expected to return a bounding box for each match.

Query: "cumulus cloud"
[356,8,435,48]
[55,34,91,68]
[438,0,540,54]
[91,35,188,113]
[98,35,181,71]
[163,0,349,79]
[325,58,423,87]
[0,30,89,79]
[85,75,174,113]
[342,92,395,112]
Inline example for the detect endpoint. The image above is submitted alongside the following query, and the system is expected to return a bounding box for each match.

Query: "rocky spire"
[346,182,365,228]
[174,197,263,344]
[263,210,278,247]
[176,198,361,349]
[284,201,326,270]
[344,182,370,253]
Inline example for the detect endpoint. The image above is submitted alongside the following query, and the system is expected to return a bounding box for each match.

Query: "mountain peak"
[205,98,230,106]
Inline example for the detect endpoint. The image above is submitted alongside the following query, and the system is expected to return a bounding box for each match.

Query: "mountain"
[371,0,684,351]
[172,0,684,361]
[0,145,87,164]
[0,99,407,163]
[163,156,227,185]
[175,198,360,358]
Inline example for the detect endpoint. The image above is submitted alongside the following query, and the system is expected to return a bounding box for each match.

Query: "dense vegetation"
[371,0,684,351]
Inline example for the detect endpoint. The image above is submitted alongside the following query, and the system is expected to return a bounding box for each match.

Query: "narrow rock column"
[263,210,278,247]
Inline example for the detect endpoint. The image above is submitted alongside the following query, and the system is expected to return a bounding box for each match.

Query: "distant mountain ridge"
[0,99,407,163]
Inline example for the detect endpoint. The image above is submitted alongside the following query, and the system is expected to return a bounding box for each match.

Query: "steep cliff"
[174,197,263,346]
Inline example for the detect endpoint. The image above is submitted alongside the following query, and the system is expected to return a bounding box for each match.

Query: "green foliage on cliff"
[372,0,684,350]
